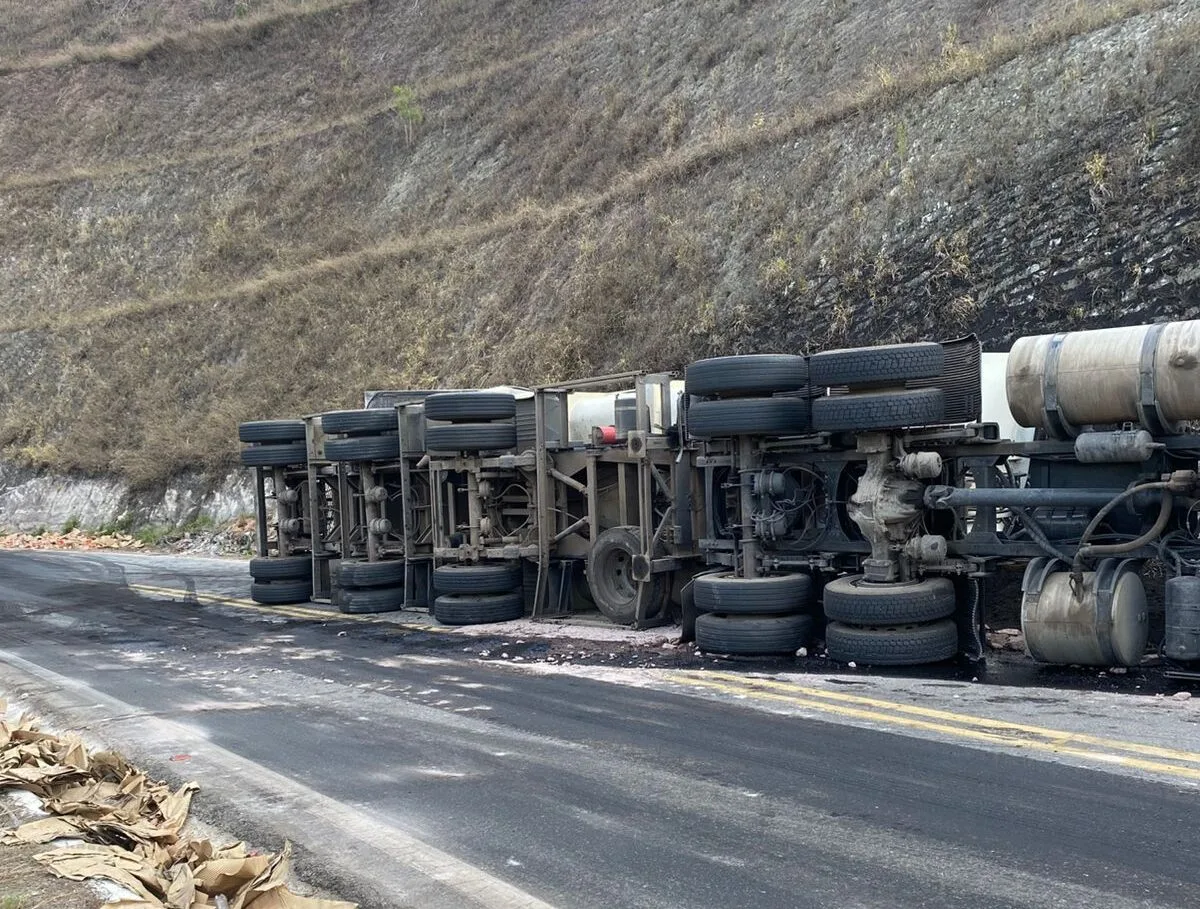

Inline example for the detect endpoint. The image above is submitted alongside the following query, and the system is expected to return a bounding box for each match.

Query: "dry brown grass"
[0,23,606,193]
[0,0,364,74]
[0,842,97,909]
[0,0,1169,335]
[0,0,1192,486]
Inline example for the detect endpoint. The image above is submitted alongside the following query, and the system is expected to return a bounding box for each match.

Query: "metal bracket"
[1041,334,1078,440]
[1021,556,1060,599]
[1135,322,1180,436]
[1093,556,1140,638]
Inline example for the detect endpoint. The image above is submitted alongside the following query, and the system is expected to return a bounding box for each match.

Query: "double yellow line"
[127,583,1200,781]
[128,583,445,632]
[671,671,1200,782]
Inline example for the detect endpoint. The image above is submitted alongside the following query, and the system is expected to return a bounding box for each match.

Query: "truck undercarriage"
[238,320,1200,674]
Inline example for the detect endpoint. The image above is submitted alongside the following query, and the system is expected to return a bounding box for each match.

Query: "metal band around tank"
[1092,558,1123,665]
[1041,334,1078,439]
[1136,321,1180,436]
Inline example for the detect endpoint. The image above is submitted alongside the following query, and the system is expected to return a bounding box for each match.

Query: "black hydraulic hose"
[1069,481,1174,581]
[1012,507,1075,564]
[1077,489,1174,560]
[1075,481,1169,552]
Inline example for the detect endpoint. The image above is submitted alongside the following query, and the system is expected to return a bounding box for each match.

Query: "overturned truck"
[238,320,1200,673]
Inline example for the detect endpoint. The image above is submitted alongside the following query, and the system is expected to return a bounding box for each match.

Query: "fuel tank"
[1006,320,1200,437]
[1021,559,1148,667]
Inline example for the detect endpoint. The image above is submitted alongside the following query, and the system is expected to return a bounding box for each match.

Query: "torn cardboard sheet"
[0,700,355,909]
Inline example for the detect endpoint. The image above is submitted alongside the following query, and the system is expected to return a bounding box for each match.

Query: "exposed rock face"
[0,0,1196,488]
[0,464,253,532]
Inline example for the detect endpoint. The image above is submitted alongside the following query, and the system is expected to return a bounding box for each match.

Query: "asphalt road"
[0,549,1198,909]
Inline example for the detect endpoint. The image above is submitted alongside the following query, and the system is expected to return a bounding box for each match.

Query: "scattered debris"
[986,627,1026,653]
[0,701,355,909]
[0,529,146,551]
[0,517,258,556]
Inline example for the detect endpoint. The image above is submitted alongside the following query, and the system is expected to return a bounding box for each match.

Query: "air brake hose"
[1071,480,1173,578]
[1077,490,1173,560]
[1012,507,1075,564]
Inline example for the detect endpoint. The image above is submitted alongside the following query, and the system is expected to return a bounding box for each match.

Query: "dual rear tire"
[693,571,815,656]
[432,560,525,625]
[684,355,810,440]
[424,392,519,454]
[248,554,312,604]
[333,558,407,614]
[822,575,958,665]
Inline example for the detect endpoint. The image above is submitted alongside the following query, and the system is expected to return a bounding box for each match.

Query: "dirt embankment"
[0,0,1196,486]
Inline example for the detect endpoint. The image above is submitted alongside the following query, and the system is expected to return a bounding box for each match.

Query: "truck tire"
[423,392,517,422]
[687,397,810,440]
[433,562,522,595]
[248,555,311,582]
[433,592,524,625]
[685,354,809,398]
[586,525,665,625]
[425,423,517,452]
[810,388,945,432]
[335,584,405,614]
[334,559,406,588]
[695,612,814,655]
[323,434,400,462]
[250,579,312,605]
[809,342,944,387]
[240,442,307,467]
[238,420,306,443]
[693,572,813,615]
[825,619,959,665]
[823,575,956,624]
[320,409,398,435]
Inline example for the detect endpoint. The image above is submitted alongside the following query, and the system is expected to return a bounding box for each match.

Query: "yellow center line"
[668,673,1200,781]
[693,670,1200,766]
[127,583,446,633]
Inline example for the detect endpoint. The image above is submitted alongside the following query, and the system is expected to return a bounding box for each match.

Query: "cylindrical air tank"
[1165,575,1200,662]
[1006,320,1200,436]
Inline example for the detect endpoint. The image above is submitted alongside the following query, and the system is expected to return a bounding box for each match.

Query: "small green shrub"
[97,514,136,535]
[135,525,172,546]
[390,84,424,143]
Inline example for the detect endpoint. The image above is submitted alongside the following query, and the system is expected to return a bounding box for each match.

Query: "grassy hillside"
[0,0,1197,487]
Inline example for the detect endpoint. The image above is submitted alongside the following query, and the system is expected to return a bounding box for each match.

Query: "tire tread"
[825,620,958,665]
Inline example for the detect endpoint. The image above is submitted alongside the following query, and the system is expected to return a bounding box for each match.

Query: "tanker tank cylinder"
[1073,430,1162,464]
[368,518,393,535]
[903,534,947,564]
[364,485,389,503]
[1020,558,1148,667]
[1164,575,1200,662]
[1006,320,1200,438]
[898,451,943,480]
[278,488,301,505]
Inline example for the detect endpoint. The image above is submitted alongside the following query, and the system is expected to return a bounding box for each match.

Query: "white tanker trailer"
[239,320,1200,677]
